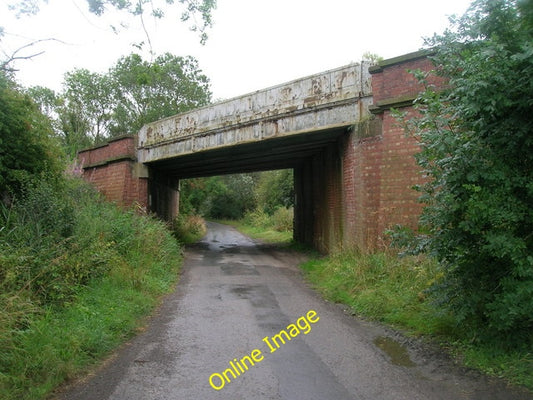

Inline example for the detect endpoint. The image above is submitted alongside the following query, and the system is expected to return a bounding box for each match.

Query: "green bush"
[243,208,271,229]
[397,0,533,345]
[0,178,182,400]
[0,72,63,199]
[242,206,293,233]
[272,206,294,232]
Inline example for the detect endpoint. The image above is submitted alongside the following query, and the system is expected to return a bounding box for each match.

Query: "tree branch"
[1,37,67,72]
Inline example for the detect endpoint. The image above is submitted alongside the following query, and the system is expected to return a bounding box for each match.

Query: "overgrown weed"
[172,213,207,244]
[0,178,182,400]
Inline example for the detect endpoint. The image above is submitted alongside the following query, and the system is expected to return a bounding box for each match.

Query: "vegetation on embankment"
[0,179,182,400]
[1,47,185,400]
[301,250,533,391]
[217,207,294,245]
[172,213,208,244]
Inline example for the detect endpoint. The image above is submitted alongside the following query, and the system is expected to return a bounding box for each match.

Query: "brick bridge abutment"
[78,51,440,252]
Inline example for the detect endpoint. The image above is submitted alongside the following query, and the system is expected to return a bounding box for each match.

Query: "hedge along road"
[56,222,531,400]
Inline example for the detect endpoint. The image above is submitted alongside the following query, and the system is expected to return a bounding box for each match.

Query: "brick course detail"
[78,136,148,210]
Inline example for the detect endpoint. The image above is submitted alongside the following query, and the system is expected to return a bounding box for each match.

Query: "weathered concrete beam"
[138,62,372,164]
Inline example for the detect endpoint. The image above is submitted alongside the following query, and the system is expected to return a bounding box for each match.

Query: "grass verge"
[0,179,182,400]
[172,214,207,244]
[300,250,533,391]
[215,218,293,244]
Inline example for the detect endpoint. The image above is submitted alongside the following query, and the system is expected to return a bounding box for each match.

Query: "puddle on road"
[186,242,209,250]
[373,336,416,367]
[221,263,260,275]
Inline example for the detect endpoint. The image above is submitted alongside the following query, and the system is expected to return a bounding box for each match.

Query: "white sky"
[1,0,472,100]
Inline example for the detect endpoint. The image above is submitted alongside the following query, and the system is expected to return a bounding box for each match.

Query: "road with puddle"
[57,222,531,400]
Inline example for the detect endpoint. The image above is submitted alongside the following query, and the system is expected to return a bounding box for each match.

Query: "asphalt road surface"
[57,222,532,400]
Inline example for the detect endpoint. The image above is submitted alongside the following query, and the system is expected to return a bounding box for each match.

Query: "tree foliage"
[180,174,258,220]
[256,169,294,214]
[28,52,211,155]
[399,0,532,343]
[109,53,211,135]
[179,170,295,221]
[63,69,114,144]
[0,72,62,200]
[6,0,216,44]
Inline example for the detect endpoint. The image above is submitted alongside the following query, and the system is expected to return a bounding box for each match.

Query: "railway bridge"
[78,50,437,252]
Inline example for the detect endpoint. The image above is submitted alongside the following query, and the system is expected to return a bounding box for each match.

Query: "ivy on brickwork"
[394,0,533,346]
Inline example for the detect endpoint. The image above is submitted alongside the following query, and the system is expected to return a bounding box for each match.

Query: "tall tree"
[27,52,211,152]
[108,53,211,135]
[256,169,294,214]
[400,0,532,343]
[63,69,115,144]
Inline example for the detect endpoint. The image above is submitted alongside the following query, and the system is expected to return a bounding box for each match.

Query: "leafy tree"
[0,72,63,200]
[63,69,114,144]
[27,52,211,154]
[109,53,211,135]
[181,174,258,220]
[400,0,532,343]
[179,177,209,215]
[25,85,90,157]
[26,85,59,119]
[180,171,295,220]
[256,169,294,214]
[27,84,99,157]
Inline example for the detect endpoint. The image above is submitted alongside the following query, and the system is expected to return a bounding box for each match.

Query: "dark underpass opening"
[146,125,351,251]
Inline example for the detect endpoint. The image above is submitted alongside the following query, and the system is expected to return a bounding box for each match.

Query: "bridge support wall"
[294,142,345,252]
[149,172,180,221]
[296,51,441,251]
[78,136,180,221]
[77,136,149,210]
[343,51,440,250]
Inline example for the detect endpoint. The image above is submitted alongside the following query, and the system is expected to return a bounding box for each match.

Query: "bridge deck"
[138,62,372,177]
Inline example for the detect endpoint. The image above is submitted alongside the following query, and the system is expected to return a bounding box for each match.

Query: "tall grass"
[0,178,182,400]
[231,207,293,243]
[171,213,207,244]
[301,250,533,390]
[301,250,455,335]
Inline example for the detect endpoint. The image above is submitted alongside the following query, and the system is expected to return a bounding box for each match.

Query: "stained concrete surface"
[56,222,532,400]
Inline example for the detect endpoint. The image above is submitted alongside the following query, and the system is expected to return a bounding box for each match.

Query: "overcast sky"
[1,0,472,100]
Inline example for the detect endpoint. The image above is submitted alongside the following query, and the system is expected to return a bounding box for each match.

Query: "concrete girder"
[137,63,372,171]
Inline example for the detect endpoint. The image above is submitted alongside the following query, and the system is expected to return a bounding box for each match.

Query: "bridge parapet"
[138,62,372,163]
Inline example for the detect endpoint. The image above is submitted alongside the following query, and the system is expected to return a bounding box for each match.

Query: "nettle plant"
[395,0,532,345]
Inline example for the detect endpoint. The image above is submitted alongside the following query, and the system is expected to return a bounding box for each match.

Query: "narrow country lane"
[56,222,531,400]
